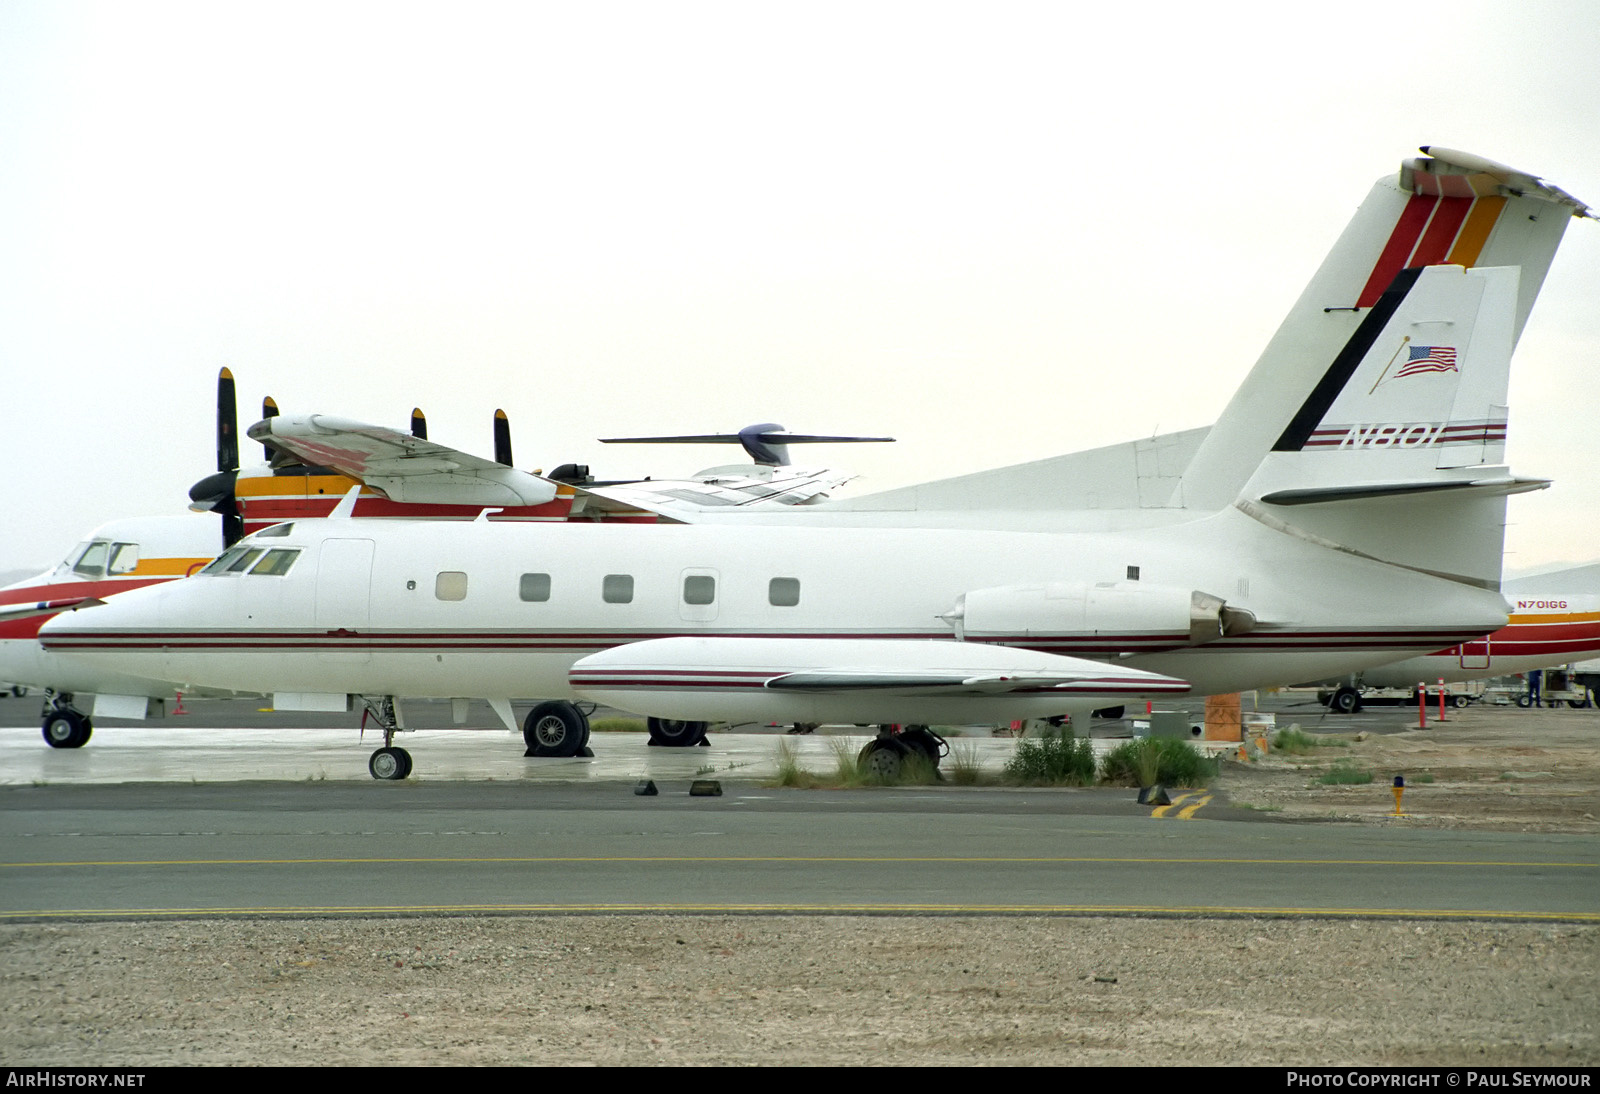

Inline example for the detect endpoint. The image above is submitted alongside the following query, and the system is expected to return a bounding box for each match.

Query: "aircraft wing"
[247,415,558,507]
[568,636,1189,724]
[576,465,857,519]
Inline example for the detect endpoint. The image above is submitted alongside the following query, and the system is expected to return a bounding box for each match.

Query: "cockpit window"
[72,541,109,580]
[106,543,140,575]
[255,523,295,538]
[203,543,249,572]
[226,548,265,573]
[250,549,300,576]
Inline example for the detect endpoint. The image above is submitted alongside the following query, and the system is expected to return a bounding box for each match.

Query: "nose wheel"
[369,746,413,781]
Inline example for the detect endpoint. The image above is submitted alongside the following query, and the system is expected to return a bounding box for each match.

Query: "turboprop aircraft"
[0,516,221,747]
[1316,563,1600,711]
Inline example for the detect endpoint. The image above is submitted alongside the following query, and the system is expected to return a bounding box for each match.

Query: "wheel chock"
[1137,785,1171,806]
[689,779,723,797]
[633,779,658,796]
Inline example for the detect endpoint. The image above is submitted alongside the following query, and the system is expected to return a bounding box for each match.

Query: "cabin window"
[72,542,108,580]
[436,571,468,601]
[226,548,265,573]
[106,543,140,575]
[769,577,800,607]
[519,573,551,602]
[683,574,715,606]
[251,549,300,576]
[602,574,633,604]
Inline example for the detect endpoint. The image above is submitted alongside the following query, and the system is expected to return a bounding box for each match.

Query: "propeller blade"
[260,396,280,462]
[216,367,239,474]
[411,408,428,440]
[493,409,513,467]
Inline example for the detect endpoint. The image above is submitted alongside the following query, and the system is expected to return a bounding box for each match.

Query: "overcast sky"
[3,1,1596,579]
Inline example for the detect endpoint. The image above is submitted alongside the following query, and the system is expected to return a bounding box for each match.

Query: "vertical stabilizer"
[1235,263,1547,589]
[1175,148,1588,511]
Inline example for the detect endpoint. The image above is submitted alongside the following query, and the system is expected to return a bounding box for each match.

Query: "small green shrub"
[1318,762,1375,785]
[1003,728,1096,786]
[1271,726,1349,753]
[944,741,989,786]
[1100,737,1217,787]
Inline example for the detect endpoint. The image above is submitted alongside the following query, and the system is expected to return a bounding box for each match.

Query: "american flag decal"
[1394,345,1458,378]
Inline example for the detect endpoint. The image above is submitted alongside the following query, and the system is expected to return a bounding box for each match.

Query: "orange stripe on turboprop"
[1445,196,1506,267]
[129,557,214,576]
[1357,194,1436,308]
[1409,196,1474,267]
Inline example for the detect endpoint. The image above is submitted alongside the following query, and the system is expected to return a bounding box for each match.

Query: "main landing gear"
[523,701,593,758]
[41,693,93,749]
[857,725,947,780]
[646,717,708,747]
[361,697,412,781]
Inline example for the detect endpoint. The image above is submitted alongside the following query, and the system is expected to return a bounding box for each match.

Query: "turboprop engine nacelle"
[943,582,1256,648]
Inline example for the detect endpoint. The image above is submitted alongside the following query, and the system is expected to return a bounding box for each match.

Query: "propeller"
[411,408,428,439]
[187,368,246,548]
[599,423,895,466]
[493,409,513,467]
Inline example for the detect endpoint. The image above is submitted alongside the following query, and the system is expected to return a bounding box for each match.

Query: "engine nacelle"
[944,582,1254,650]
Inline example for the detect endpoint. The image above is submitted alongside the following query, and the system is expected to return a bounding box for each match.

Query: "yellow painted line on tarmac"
[1,903,1596,923]
[1177,795,1213,819]
[2,855,1593,869]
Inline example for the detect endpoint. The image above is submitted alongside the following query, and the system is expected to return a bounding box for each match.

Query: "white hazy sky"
[3,1,1596,577]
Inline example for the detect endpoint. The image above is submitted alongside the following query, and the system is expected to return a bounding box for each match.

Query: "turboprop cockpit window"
[106,543,140,575]
[255,523,295,538]
[72,541,109,580]
[250,549,300,576]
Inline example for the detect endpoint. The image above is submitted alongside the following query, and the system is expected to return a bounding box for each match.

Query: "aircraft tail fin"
[1233,261,1547,590]
[1175,147,1589,512]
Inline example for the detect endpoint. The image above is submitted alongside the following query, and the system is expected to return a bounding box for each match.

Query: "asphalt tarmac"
[1,693,1591,925]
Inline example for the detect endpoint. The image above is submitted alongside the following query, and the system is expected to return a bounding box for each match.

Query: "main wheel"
[369,746,411,781]
[1450,694,1469,709]
[646,717,707,747]
[1330,688,1361,714]
[524,702,587,757]
[897,726,946,767]
[859,737,909,780]
[42,710,92,749]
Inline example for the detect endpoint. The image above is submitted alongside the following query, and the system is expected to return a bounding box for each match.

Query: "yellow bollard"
[1391,774,1407,816]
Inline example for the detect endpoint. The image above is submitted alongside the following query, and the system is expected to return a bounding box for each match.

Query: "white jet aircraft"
[38,147,1593,778]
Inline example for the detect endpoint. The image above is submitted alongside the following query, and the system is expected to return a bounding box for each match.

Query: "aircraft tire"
[525,702,586,757]
[646,717,707,747]
[42,710,92,749]
[369,747,411,781]
[859,737,908,780]
[1330,688,1361,714]
[897,725,946,768]
[11,686,27,698]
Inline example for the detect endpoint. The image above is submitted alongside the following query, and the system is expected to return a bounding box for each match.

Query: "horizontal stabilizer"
[1259,476,1550,506]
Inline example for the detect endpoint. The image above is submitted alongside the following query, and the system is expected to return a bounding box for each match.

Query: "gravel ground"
[2,704,1596,1067]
